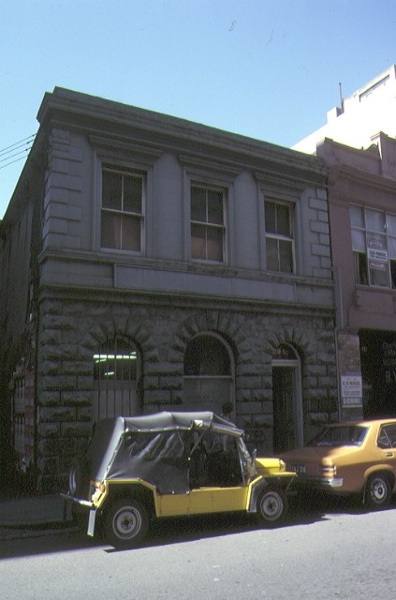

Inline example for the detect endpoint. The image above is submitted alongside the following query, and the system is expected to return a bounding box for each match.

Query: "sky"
[1,0,395,219]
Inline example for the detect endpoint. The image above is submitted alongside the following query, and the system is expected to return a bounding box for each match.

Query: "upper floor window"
[101,165,144,252]
[191,185,225,262]
[265,200,294,273]
[350,205,396,288]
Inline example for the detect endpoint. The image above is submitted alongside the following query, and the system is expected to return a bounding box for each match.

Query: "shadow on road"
[2,495,396,560]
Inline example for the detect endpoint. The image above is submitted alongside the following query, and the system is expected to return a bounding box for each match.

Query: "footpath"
[0,494,75,541]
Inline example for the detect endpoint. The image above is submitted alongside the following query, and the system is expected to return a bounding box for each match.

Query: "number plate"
[291,464,306,474]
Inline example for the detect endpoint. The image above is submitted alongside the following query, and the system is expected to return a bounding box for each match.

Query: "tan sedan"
[280,419,396,509]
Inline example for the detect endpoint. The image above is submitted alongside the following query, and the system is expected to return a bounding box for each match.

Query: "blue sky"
[1,0,395,218]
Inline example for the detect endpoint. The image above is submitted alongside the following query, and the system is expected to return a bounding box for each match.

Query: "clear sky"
[1,0,395,218]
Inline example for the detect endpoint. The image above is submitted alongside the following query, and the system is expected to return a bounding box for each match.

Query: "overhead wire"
[0,134,36,171]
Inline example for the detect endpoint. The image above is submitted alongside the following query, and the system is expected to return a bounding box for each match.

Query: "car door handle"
[385,452,394,457]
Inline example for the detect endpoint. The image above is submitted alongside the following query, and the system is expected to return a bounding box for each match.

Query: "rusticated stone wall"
[36,296,337,491]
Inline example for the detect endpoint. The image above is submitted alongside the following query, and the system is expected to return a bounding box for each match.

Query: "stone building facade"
[0,88,336,492]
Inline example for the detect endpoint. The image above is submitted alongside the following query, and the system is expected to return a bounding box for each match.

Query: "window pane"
[207,190,224,225]
[387,214,396,235]
[184,335,231,376]
[391,260,396,288]
[207,227,223,261]
[265,202,276,233]
[350,205,364,228]
[122,215,141,251]
[279,240,293,272]
[191,187,207,222]
[366,209,385,232]
[191,223,206,259]
[276,205,291,237]
[102,171,122,210]
[266,238,279,271]
[354,252,368,284]
[388,237,396,259]
[351,229,365,252]
[124,175,142,213]
[94,339,137,381]
[370,264,389,287]
[101,212,121,249]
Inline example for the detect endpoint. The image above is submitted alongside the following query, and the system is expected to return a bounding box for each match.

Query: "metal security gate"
[93,335,141,421]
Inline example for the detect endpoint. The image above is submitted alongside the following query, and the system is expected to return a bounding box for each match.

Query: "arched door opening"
[272,344,303,453]
[93,335,142,421]
[183,333,235,417]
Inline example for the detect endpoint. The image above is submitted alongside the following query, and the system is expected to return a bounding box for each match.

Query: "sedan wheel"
[104,498,149,548]
[257,488,287,526]
[364,474,392,510]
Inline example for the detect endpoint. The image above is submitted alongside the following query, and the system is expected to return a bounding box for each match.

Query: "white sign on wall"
[341,375,363,407]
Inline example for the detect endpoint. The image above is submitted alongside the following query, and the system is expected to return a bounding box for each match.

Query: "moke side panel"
[156,486,249,517]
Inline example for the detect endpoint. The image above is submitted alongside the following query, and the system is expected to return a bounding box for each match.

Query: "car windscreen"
[307,425,368,447]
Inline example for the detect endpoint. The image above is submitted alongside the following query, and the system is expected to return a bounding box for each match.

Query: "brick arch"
[169,310,252,365]
[263,326,315,365]
[79,314,158,362]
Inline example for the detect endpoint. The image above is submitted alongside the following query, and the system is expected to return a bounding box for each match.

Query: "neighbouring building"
[317,134,396,420]
[294,65,396,420]
[0,87,336,492]
[294,65,396,155]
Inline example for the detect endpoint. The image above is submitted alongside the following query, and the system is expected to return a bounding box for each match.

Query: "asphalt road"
[1,498,395,600]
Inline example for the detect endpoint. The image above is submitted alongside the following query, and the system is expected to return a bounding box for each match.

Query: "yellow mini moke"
[63,411,296,548]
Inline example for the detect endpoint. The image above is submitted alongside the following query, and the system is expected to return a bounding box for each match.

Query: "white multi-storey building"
[294,65,396,154]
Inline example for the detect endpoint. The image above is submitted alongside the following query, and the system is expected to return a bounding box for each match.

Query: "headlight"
[90,482,106,502]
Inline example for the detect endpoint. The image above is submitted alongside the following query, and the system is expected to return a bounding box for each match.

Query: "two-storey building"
[0,87,335,491]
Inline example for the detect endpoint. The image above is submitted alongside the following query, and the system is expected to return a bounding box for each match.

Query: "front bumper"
[60,493,94,508]
[61,493,98,536]
[294,476,344,490]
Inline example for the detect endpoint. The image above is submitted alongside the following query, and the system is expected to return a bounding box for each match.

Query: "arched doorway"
[272,343,303,453]
[183,333,235,417]
[93,334,142,421]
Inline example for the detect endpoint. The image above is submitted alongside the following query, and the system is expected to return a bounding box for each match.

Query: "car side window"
[377,425,396,449]
[188,431,242,488]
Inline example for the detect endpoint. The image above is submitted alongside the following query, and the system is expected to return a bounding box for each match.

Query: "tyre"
[257,487,288,526]
[364,473,393,510]
[104,498,149,548]
[68,457,90,497]
[68,462,79,496]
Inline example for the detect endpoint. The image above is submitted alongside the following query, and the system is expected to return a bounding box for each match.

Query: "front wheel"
[257,487,288,526]
[104,498,149,548]
[364,474,393,510]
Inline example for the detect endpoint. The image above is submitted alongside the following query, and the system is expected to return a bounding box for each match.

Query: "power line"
[0,134,35,171]
[0,134,36,157]
[0,146,33,164]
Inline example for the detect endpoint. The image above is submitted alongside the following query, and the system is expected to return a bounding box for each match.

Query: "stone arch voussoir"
[265,327,315,363]
[170,311,252,365]
[80,315,157,361]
